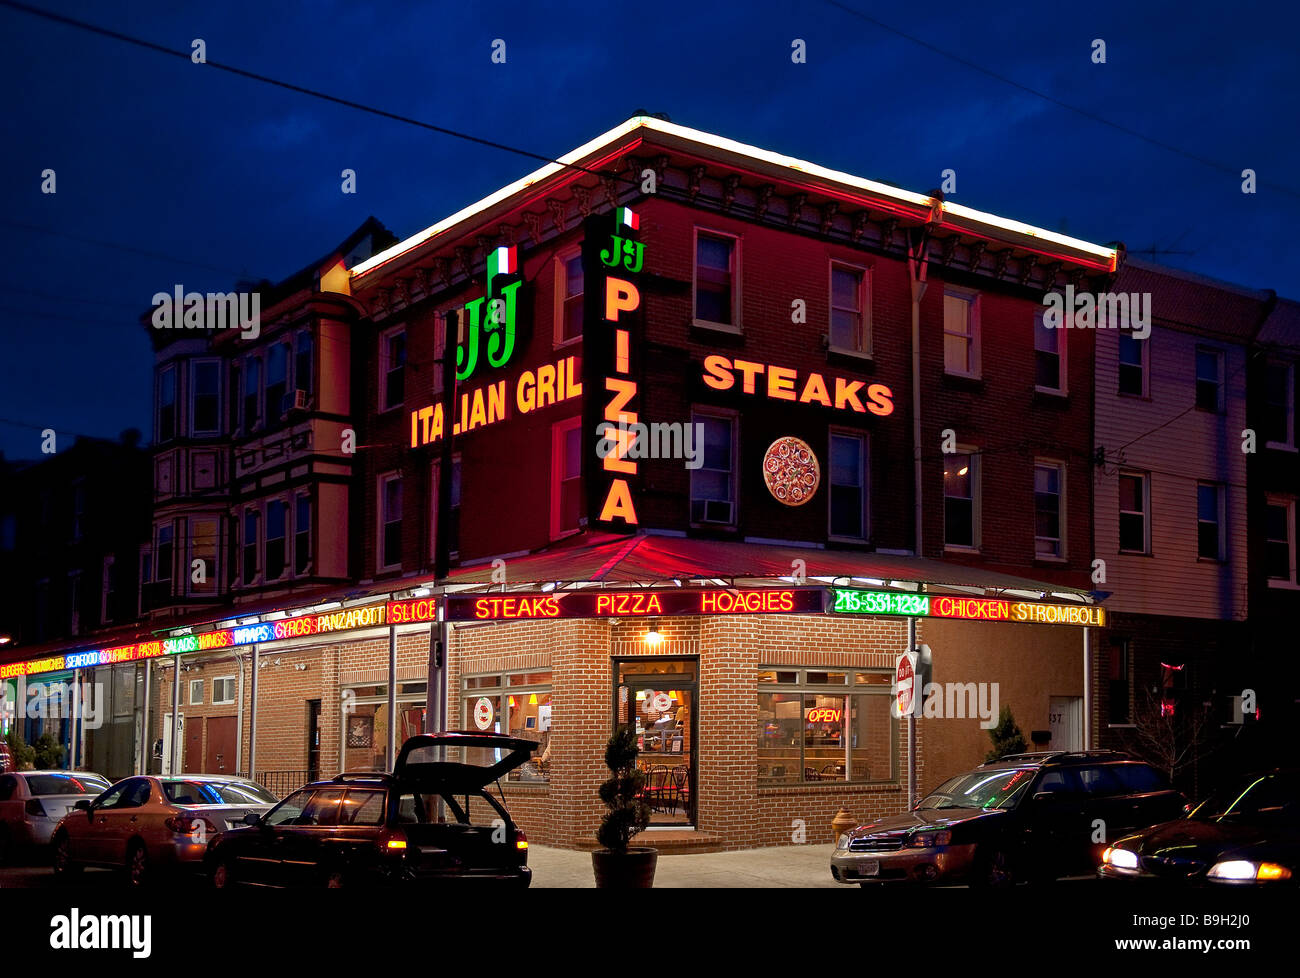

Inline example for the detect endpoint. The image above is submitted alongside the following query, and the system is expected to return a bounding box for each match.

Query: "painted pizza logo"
[763,436,820,506]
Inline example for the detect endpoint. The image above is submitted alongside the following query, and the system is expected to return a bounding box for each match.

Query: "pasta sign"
[583,207,645,530]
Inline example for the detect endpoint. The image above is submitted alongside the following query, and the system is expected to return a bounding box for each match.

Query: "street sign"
[895,651,918,717]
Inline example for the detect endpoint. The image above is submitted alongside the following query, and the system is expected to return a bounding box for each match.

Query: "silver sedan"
[0,770,112,861]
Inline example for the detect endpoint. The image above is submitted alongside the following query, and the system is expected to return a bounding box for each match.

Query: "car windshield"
[24,773,111,796]
[1190,772,1300,823]
[162,780,278,805]
[916,768,1037,811]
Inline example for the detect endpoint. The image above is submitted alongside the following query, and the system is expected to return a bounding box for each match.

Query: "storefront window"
[341,682,426,773]
[461,671,552,782]
[757,668,896,786]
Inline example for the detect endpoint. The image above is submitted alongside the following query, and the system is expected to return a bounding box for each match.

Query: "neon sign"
[584,208,644,530]
[702,355,894,417]
[446,588,824,622]
[830,589,1104,627]
[456,245,525,382]
[806,707,842,723]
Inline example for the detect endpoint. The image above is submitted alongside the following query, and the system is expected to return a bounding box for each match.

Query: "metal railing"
[236,770,317,798]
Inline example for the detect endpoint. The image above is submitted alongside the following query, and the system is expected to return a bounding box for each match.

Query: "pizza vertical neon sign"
[584,206,645,529]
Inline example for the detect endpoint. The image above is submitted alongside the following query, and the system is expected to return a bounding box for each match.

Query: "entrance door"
[1049,697,1083,751]
[614,658,697,827]
[306,700,321,782]
[206,716,238,775]
[161,713,184,775]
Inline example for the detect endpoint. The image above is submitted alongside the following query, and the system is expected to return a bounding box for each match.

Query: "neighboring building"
[1092,259,1274,794]
[1246,297,1300,769]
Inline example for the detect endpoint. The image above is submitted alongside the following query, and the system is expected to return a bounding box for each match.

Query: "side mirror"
[73,800,91,811]
[242,812,262,826]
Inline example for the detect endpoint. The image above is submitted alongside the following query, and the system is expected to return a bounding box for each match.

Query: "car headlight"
[1102,847,1139,870]
[1208,860,1292,882]
[836,834,850,851]
[906,830,952,848]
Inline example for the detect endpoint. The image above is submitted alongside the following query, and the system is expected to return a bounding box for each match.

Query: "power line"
[818,0,1299,201]
[0,1,637,189]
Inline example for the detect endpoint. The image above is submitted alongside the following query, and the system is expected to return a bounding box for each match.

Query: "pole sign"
[894,651,918,718]
[584,207,645,532]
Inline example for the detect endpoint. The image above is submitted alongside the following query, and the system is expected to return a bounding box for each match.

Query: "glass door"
[614,658,697,827]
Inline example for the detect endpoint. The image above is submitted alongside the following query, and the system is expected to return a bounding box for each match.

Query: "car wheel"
[127,842,151,887]
[212,858,236,890]
[972,848,1015,888]
[52,834,81,875]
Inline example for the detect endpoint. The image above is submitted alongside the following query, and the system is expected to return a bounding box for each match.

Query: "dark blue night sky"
[2,0,1296,460]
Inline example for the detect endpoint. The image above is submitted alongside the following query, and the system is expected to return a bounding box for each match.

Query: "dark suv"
[831,751,1187,886]
[206,732,536,888]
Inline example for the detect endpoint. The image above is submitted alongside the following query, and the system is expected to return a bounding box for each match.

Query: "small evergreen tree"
[596,728,651,852]
[4,727,36,770]
[985,706,1027,762]
[33,733,65,770]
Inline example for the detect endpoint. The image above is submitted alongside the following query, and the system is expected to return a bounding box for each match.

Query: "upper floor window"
[192,360,221,436]
[157,364,177,442]
[551,418,584,539]
[943,451,979,549]
[1195,348,1224,413]
[829,263,869,355]
[295,330,314,400]
[1196,482,1225,561]
[1034,462,1064,559]
[694,230,738,330]
[266,342,290,420]
[266,500,288,581]
[943,291,979,377]
[1265,495,1296,586]
[1118,471,1150,554]
[1034,312,1065,393]
[155,524,174,584]
[294,492,312,576]
[189,516,220,595]
[557,253,584,345]
[242,356,262,432]
[430,457,462,560]
[1264,360,1295,449]
[1118,332,1147,397]
[690,410,737,526]
[380,328,406,411]
[378,472,402,571]
[242,509,259,585]
[828,431,867,540]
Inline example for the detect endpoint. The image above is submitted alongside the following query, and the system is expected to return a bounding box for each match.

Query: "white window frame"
[942,289,981,379]
[943,447,981,551]
[379,326,407,412]
[554,249,584,348]
[190,358,223,437]
[1034,459,1067,560]
[828,261,871,357]
[1118,470,1151,555]
[550,416,584,540]
[377,471,403,573]
[1034,311,1067,395]
[827,428,869,542]
[689,407,739,528]
[1265,494,1297,588]
[1196,481,1226,562]
[189,679,204,706]
[212,676,237,707]
[1194,346,1224,414]
[692,228,741,334]
[1264,359,1296,451]
[1117,331,1149,398]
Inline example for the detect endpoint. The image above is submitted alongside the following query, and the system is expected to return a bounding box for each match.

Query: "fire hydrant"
[831,808,857,841]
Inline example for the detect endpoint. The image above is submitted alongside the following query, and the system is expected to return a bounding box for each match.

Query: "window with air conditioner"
[690,411,737,526]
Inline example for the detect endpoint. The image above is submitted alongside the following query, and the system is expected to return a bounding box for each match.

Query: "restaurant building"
[1,118,1119,850]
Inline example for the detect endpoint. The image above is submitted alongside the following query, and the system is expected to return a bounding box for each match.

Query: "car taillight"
[165,815,214,836]
[383,829,408,851]
[516,830,528,851]
[25,798,46,817]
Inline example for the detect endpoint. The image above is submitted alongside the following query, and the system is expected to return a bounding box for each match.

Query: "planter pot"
[592,847,658,888]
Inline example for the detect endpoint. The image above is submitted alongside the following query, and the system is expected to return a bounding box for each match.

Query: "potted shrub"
[592,727,656,888]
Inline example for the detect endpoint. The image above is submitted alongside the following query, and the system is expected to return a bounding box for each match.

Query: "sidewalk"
[529,844,845,888]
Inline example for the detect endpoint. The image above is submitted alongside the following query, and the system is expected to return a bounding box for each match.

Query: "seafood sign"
[763,436,821,506]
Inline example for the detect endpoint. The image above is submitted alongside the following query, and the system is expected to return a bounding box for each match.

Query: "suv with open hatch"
[831,750,1186,886]
[206,732,537,888]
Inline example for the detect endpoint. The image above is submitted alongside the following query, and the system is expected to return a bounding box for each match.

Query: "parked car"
[0,739,13,774]
[206,732,537,888]
[832,750,1187,886]
[0,770,112,863]
[1100,768,1300,885]
[51,774,277,885]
